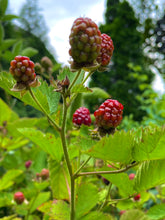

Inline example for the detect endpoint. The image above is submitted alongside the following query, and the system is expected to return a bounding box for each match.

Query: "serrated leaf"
[49,159,70,200]
[29,192,51,213]
[87,130,134,164]
[21,47,38,57]
[83,87,110,99]
[71,84,92,94]
[134,159,165,193]
[1,136,29,151]
[120,209,150,220]
[76,183,99,219]
[18,128,63,161]
[0,72,60,115]
[133,126,165,161]
[79,211,112,220]
[0,169,23,190]
[147,203,165,220]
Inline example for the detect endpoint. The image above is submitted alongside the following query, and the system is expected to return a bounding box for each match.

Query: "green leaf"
[133,126,165,161]
[12,41,22,56]
[83,87,110,99]
[2,14,19,21]
[79,211,112,220]
[21,47,38,57]
[49,159,70,200]
[0,192,13,208]
[102,171,135,197]
[38,200,70,220]
[134,159,165,193]
[0,0,8,18]
[1,136,29,151]
[87,130,134,164]
[0,39,17,51]
[69,93,82,119]
[76,183,99,219]
[71,84,92,94]
[0,215,18,220]
[0,169,23,190]
[0,72,60,115]
[18,128,63,161]
[147,203,165,220]
[29,192,50,213]
[120,209,150,220]
[0,98,18,125]
[0,23,4,43]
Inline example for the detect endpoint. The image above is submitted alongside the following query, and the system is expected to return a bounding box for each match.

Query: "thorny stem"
[61,94,75,220]
[74,156,92,177]
[75,162,139,178]
[28,87,61,132]
[99,182,112,211]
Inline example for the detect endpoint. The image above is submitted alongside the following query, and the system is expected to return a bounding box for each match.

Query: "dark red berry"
[9,56,36,84]
[102,177,110,185]
[40,168,49,180]
[14,192,25,205]
[129,173,135,180]
[119,210,126,215]
[72,107,91,126]
[94,99,123,129]
[97,34,114,66]
[25,160,32,169]
[133,194,141,201]
[69,17,101,64]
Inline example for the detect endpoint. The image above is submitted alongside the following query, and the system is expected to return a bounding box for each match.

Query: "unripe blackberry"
[40,168,49,180]
[14,192,25,205]
[69,17,101,65]
[25,160,32,169]
[72,107,91,126]
[97,34,114,66]
[9,56,36,84]
[94,99,123,130]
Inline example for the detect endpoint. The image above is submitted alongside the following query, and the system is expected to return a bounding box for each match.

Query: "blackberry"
[9,55,36,84]
[14,192,25,205]
[94,99,123,129]
[97,34,114,66]
[72,107,91,126]
[69,17,101,65]
[40,168,49,180]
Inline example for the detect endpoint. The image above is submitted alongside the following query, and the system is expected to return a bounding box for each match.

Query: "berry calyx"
[40,168,49,180]
[9,56,36,84]
[129,173,135,180]
[14,192,25,205]
[133,194,141,201]
[72,107,91,126]
[25,160,32,169]
[94,99,123,130]
[69,17,101,66]
[97,34,114,66]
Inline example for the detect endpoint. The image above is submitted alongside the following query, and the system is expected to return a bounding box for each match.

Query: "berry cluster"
[69,17,102,64]
[9,56,36,84]
[97,34,114,66]
[94,99,123,129]
[72,107,91,126]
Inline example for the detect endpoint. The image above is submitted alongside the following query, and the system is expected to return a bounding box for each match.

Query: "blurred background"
[1,0,165,129]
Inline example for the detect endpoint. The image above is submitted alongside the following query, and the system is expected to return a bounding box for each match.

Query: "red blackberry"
[133,194,141,201]
[14,192,25,205]
[69,17,101,65]
[94,99,123,129]
[97,34,114,66]
[25,160,32,169]
[72,107,91,126]
[129,173,135,180]
[9,55,36,84]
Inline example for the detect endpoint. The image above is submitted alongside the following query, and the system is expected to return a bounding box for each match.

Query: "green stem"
[81,70,94,84]
[61,95,75,220]
[99,182,112,211]
[28,87,60,132]
[74,156,92,177]
[68,69,82,92]
[75,162,139,178]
